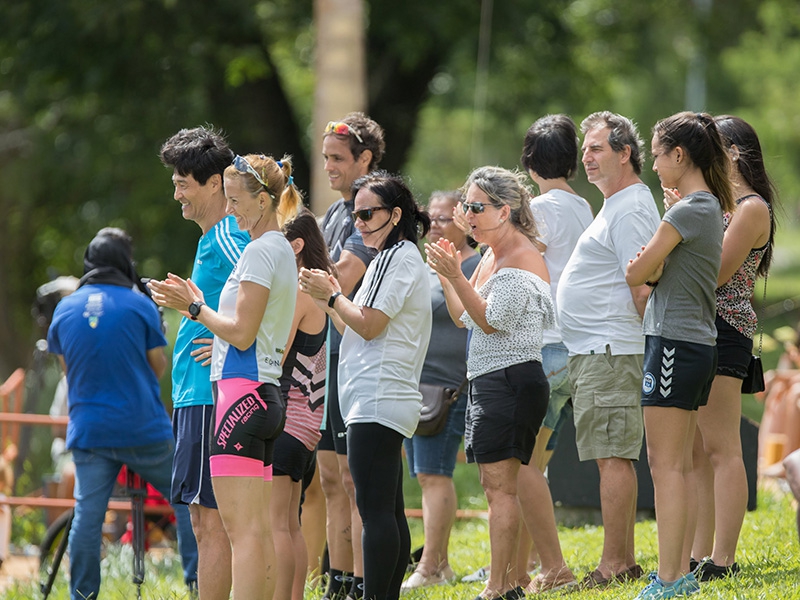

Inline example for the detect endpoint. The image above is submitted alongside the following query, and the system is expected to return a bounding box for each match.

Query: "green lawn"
[7,478,797,599]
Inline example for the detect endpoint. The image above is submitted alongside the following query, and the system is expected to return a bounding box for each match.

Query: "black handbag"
[416,379,468,437]
[742,274,767,394]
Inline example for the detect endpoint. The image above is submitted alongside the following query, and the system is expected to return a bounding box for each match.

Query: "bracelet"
[328,291,342,308]
[645,280,659,288]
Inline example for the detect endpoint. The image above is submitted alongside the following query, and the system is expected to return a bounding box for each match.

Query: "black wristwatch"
[328,292,342,309]
[188,301,206,320]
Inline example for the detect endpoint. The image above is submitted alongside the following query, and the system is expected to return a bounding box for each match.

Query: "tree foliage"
[1,0,799,376]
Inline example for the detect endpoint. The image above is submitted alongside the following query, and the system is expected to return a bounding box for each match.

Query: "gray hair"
[580,111,645,175]
[463,166,538,242]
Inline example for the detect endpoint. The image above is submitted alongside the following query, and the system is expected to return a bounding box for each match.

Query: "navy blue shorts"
[715,315,753,380]
[171,404,217,508]
[273,430,317,482]
[641,336,717,411]
[465,361,549,465]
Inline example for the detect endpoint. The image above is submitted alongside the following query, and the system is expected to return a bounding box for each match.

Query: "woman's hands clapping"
[424,238,462,281]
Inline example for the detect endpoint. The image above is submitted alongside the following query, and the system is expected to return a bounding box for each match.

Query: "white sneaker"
[461,566,488,583]
[401,566,456,591]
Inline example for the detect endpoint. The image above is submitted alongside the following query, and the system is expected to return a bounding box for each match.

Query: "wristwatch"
[188,301,206,320]
[328,292,342,309]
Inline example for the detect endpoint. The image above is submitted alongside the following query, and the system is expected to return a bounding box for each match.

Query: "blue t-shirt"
[47,284,172,450]
[171,216,249,408]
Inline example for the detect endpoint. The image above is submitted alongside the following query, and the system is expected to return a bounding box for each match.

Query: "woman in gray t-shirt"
[626,111,735,600]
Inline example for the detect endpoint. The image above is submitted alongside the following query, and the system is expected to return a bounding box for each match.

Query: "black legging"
[347,422,409,600]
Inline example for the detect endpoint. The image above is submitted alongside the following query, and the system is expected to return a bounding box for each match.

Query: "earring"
[392,221,398,226]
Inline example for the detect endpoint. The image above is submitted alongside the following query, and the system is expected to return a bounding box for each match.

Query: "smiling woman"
[148,153,302,600]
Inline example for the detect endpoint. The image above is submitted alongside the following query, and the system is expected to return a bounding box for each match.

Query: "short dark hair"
[160,125,234,185]
[324,112,386,171]
[521,114,579,180]
[581,111,645,175]
[351,171,430,248]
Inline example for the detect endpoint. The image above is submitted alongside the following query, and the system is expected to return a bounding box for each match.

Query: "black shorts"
[318,354,348,455]
[171,405,217,508]
[715,315,753,380]
[641,336,717,411]
[273,430,317,482]
[465,361,549,465]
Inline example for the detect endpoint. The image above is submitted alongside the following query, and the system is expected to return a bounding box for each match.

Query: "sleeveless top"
[279,324,327,451]
[716,195,771,338]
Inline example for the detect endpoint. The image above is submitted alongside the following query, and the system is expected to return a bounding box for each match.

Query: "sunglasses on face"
[351,206,388,222]
[461,201,496,214]
[325,121,364,143]
[233,155,268,189]
[430,216,454,224]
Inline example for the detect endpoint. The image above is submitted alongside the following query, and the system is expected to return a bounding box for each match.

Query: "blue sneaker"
[634,572,700,599]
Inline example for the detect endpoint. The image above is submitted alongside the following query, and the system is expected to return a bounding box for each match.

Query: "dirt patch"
[0,554,39,593]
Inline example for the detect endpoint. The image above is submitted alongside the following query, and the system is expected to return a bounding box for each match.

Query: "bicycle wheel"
[39,508,74,598]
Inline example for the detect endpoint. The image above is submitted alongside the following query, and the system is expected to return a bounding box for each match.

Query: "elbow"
[230,332,257,352]
[625,267,645,287]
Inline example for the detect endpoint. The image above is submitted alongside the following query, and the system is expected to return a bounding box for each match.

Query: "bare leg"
[644,406,695,583]
[517,426,555,576]
[213,476,274,600]
[318,449,353,573]
[289,480,309,600]
[301,466,328,584]
[689,426,715,559]
[479,458,522,597]
[337,453,364,581]
[595,457,638,577]
[517,461,571,585]
[188,504,233,600]
[271,475,298,600]
[697,375,748,566]
[415,473,457,576]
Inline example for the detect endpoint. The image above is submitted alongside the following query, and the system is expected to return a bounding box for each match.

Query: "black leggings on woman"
[347,422,409,600]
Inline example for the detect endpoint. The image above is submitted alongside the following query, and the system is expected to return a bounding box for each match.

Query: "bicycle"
[38,467,174,600]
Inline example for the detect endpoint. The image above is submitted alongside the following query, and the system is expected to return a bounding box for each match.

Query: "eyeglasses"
[233,155,268,190]
[325,121,364,144]
[461,201,497,214]
[351,206,388,222]
[430,216,454,224]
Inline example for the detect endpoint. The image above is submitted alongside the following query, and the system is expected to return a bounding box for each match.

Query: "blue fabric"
[172,216,248,408]
[68,441,195,599]
[47,284,172,449]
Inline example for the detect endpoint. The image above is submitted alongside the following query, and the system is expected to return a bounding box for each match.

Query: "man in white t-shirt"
[557,111,660,588]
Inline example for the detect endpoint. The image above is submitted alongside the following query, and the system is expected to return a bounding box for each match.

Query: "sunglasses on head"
[325,121,364,143]
[461,201,496,214]
[233,155,268,189]
[351,206,388,222]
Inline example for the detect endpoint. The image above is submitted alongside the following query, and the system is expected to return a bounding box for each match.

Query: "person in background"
[428,166,575,598]
[272,210,334,600]
[401,190,480,591]
[516,114,594,578]
[160,125,250,600]
[47,227,194,600]
[318,112,384,600]
[689,115,776,580]
[626,110,733,599]
[149,154,301,600]
[558,111,660,588]
[301,171,432,600]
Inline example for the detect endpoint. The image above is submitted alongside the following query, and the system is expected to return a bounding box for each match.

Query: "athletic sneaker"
[635,572,700,599]
[462,566,489,583]
[694,557,740,581]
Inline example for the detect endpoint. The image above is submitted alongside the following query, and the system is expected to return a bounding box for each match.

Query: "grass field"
[5,476,797,599]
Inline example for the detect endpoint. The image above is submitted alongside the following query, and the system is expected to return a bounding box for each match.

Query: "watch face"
[189,302,201,317]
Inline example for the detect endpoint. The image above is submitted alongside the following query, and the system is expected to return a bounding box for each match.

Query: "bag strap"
[755,272,767,357]
[448,378,469,404]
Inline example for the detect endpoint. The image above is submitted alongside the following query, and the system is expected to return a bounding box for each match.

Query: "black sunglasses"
[461,201,496,214]
[351,206,388,222]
